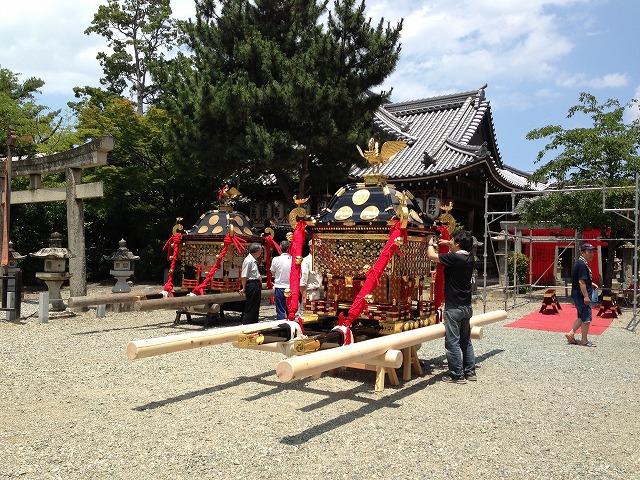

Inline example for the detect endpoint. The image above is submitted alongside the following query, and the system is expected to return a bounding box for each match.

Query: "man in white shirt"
[240,243,263,324]
[299,240,323,315]
[270,240,292,320]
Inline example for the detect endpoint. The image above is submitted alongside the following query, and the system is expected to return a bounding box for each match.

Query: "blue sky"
[3,0,639,173]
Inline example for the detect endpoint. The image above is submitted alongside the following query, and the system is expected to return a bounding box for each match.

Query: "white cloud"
[556,73,629,89]
[623,85,640,123]
[367,0,608,102]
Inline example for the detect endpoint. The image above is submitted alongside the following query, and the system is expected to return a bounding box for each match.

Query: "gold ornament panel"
[312,234,430,277]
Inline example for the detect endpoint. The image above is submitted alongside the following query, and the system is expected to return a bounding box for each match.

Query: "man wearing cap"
[566,243,598,347]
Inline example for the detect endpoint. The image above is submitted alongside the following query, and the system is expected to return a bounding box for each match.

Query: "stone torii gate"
[1,135,114,297]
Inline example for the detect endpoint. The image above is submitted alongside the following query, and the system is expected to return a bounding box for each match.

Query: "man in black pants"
[240,243,263,324]
[427,230,476,384]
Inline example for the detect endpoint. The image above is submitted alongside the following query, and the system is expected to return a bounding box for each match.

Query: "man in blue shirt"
[566,243,598,347]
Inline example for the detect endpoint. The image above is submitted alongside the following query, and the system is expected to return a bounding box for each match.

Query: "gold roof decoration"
[288,195,310,228]
[357,137,408,177]
[394,191,409,229]
[172,217,184,235]
[437,202,456,231]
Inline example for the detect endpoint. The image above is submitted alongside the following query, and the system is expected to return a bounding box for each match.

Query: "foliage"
[507,252,529,293]
[156,0,402,201]
[0,66,78,157]
[521,92,640,288]
[67,92,192,281]
[84,0,178,115]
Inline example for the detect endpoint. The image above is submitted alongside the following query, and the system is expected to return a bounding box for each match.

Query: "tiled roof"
[351,86,542,190]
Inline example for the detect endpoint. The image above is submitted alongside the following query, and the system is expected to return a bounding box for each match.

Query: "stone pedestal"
[109,269,134,293]
[35,272,70,311]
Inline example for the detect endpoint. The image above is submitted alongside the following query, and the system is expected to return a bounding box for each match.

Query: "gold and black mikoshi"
[179,206,265,293]
[305,180,438,334]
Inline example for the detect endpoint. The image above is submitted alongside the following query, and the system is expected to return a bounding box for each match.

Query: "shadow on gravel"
[131,348,505,444]
[280,348,505,445]
[133,372,279,411]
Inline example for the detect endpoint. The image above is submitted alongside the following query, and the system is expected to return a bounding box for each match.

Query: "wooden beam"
[134,288,274,311]
[275,310,506,382]
[126,319,289,360]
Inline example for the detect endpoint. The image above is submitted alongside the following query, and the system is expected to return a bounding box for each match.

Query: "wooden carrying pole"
[126,318,289,360]
[68,291,164,307]
[133,289,274,311]
[275,310,507,382]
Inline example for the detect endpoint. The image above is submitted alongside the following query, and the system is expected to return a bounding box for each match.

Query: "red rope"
[433,225,450,311]
[162,232,182,297]
[263,235,281,289]
[191,233,247,295]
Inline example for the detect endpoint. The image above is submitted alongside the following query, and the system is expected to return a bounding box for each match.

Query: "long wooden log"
[275,310,507,382]
[133,289,274,311]
[68,291,164,307]
[126,319,288,360]
[230,341,404,369]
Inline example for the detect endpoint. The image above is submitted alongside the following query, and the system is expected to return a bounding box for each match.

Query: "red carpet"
[505,303,614,334]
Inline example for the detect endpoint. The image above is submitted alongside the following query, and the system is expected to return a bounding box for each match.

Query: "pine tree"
[156,0,402,201]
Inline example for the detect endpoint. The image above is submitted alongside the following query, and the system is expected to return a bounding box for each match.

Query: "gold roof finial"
[357,138,408,175]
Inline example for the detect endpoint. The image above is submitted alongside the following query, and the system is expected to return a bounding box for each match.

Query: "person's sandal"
[579,341,596,347]
[565,333,577,345]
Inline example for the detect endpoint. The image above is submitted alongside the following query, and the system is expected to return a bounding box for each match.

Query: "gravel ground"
[1,284,638,480]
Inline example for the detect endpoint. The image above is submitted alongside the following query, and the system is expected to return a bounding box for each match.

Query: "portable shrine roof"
[351,85,548,191]
[185,208,261,239]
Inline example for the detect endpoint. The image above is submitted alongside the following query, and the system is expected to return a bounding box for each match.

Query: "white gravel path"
[1,284,638,479]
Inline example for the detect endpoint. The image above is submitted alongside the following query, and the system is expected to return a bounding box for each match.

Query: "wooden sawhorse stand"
[330,345,423,392]
[539,289,562,313]
[597,295,622,317]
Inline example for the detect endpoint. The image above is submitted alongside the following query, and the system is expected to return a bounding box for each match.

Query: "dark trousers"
[242,280,261,324]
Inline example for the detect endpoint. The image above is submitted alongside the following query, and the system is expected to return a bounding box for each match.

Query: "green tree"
[69,92,193,280]
[522,92,640,289]
[0,66,78,156]
[156,0,402,201]
[84,0,177,115]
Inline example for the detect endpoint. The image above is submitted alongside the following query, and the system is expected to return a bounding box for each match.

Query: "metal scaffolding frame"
[481,175,639,332]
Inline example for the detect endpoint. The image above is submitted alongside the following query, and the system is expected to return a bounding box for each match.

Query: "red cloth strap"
[263,235,281,289]
[162,232,182,297]
[433,225,450,311]
[286,220,307,331]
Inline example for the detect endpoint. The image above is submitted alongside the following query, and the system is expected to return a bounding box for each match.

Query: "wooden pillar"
[66,167,87,298]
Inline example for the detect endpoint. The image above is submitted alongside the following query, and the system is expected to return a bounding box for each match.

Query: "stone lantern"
[4,241,25,319]
[7,241,25,272]
[30,232,73,311]
[104,239,139,293]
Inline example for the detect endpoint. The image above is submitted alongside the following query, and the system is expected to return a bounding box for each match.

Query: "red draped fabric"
[337,220,408,336]
[190,233,247,296]
[162,232,182,297]
[433,225,450,311]
[286,220,308,331]
[263,234,281,289]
